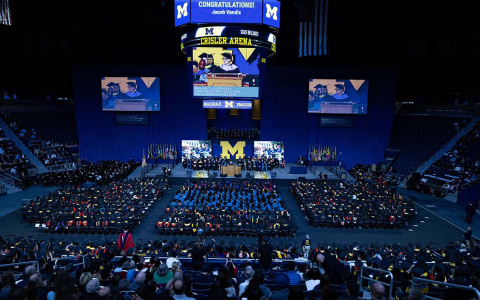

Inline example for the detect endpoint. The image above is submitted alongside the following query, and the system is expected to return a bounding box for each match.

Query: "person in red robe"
[118,228,134,253]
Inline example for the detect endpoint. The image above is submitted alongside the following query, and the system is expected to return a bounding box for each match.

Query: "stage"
[142,162,356,186]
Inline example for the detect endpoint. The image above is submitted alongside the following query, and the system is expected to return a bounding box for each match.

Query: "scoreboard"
[175,0,280,29]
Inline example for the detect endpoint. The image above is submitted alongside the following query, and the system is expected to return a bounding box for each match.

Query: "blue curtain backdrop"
[260,66,396,167]
[74,65,396,167]
[73,65,207,163]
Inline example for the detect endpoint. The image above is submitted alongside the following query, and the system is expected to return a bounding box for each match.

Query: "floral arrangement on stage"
[192,170,209,178]
[254,171,271,179]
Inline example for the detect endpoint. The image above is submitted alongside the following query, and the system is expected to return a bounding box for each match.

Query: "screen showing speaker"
[254,141,284,160]
[188,47,267,99]
[101,77,160,112]
[182,140,213,159]
[308,79,369,114]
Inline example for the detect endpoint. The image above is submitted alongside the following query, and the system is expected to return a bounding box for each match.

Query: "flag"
[142,150,147,168]
[298,0,329,57]
[0,0,12,26]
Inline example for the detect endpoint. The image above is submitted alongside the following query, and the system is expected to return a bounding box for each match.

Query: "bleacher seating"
[1,236,480,300]
[0,111,76,168]
[0,127,36,178]
[388,115,465,179]
[413,122,480,197]
[208,128,260,141]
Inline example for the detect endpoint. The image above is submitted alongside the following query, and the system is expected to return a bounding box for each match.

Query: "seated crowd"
[21,177,169,234]
[416,122,480,198]
[1,234,480,300]
[156,180,295,237]
[0,111,76,167]
[0,127,35,177]
[182,156,285,172]
[208,128,260,141]
[291,166,416,229]
[39,160,140,187]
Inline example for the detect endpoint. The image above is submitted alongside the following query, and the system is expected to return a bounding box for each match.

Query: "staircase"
[0,116,48,173]
[0,173,22,194]
[401,116,480,186]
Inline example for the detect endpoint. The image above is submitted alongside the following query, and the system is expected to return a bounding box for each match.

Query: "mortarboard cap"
[126,82,137,88]
[106,82,116,87]
[410,266,425,277]
[198,52,208,58]
[392,264,403,273]
[402,261,412,270]
[454,275,472,286]
[221,52,232,60]
[380,259,391,270]
[334,84,345,89]
[314,84,326,89]
[435,262,446,272]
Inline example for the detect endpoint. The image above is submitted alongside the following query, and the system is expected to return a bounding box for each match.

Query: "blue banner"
[203,100,252,109]
[191,0,262,24]
[263,0,280,28]
[175,0,191,27]
[175,0,280,28]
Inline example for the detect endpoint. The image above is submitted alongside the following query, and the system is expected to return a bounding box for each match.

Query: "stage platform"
[142,162,356,186]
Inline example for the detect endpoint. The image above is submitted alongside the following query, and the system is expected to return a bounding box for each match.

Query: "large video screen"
[254,141,284,160]
[189,47,267,99]
[101,77,160,112]
[308,79,369,114]
[182,140,213,159]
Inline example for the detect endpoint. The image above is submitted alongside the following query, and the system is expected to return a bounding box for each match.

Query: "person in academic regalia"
[331,83,349,100]
[465,201,476,224]
[217,52,240,73]
[117,228,134,253]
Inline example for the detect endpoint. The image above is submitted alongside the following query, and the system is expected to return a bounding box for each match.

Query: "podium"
[221,166,241,176]
[206,74,245,87]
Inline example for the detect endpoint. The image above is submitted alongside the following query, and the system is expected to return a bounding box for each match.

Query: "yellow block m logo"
[220,141,245,159]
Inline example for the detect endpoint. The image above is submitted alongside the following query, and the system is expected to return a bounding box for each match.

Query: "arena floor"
[0,165,475,249]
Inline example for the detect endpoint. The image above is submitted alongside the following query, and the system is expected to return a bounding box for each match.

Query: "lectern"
[221,166,241,176]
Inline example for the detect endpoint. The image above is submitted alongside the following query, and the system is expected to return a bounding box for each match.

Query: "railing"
[45,162,77,173]
[0,261,41,280]
[0,183,6,194]
[359,266,394,300]
[54,256,85,270]
[0,172,22,189]
[28,168,37,177]
[411,277,480,300]
[141,162,159,178]
[383,149,400,173]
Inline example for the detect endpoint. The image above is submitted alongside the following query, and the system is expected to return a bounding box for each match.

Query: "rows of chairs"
[309,215,404,230]
[156,222,297,238]
[35,219,137,235]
